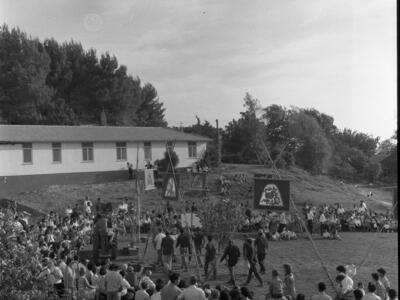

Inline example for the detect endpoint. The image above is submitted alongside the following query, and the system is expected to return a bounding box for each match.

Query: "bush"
[155,150,179,172]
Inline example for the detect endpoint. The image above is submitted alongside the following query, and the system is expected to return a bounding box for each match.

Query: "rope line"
[165,141,202,280]
[356,201,398,269]
[259,139,338,293]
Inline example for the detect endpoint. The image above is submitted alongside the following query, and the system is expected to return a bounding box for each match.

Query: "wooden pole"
[216,119,221,167]
[136,143,141,243]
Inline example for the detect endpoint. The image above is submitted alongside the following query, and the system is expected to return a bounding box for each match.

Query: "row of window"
[21,142,197,164]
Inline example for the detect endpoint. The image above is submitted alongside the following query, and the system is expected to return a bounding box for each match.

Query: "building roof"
[0,125,212,143]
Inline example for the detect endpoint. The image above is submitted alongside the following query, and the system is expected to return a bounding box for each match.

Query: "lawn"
[119,232,397,299]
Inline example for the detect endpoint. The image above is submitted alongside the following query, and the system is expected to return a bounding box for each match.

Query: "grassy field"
[11,164,398,298]
[114,232,397,300]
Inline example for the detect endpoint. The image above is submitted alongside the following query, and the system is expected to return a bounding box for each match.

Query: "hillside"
[11,164,393,215]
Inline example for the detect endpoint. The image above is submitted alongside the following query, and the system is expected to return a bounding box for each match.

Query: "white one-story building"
[0,125,211,197]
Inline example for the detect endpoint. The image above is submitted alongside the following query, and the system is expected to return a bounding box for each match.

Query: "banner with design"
[162,173,180,200]
[254,178,290,211]
[144,169,156,191]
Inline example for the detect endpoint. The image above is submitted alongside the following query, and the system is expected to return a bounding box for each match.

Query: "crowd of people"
[0,193,398,300]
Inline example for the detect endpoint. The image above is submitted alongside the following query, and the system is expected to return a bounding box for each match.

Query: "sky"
[0,0,397,140]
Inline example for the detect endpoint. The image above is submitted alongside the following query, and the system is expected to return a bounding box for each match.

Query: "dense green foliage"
[220,93,396,183]
[0,24,166,126]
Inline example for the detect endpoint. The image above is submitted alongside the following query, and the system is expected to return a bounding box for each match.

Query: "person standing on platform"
[93,214,108,261]
[220,239,240,286]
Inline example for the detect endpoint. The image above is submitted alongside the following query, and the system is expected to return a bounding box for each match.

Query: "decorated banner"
[144,169,155,191]
[162,173,180,200]
[190,172,207,189]
[254,178,290,210]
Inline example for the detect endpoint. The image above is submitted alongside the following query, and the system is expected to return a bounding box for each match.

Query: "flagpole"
[136,143,141,244]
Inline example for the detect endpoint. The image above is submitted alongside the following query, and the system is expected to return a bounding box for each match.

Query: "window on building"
[22,143,32,164]
[116,142,127,161]
[144,142,152,161]
[52,142,62,163]
[188,142,197,158]
[82,142,94,162]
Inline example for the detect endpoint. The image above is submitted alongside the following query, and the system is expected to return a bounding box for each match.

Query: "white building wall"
[0,141,207,176]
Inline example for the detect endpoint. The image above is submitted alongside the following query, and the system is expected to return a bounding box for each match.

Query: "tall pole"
[216,119,221,167]
[136,143,141,243]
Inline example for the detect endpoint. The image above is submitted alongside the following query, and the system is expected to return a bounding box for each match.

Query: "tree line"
[1,25,396,183]
[0,24,166,126]
[181,94,397,184]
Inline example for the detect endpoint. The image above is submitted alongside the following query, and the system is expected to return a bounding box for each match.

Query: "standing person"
[161,231,175,273]
[154,228,166,267]
[93,214,108,261]
[254,230,268,274]
[319,212,327,236]
[220,239,241,286]
[242,238,263,287]
[311,282,332,300]
[127,162,134,180]
[204,235,217,281]
[336,265,354,292]
[307,208,314,234]
[377,268,391,293]
[363,282,382,300]
[161,272,182,300]
[193,228,204,267]
[335,274,353,300]
[267,270,285,299]
[176,228,190,272]
[283,264,296,300]
[278,212,287,233]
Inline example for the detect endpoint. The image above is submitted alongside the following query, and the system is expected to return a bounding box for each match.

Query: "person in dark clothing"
[161,231,174,273]
[204,235,217,280]
[93,214,108,261]
[127,162,133,180]
[193,228,204,267]
[220,239,240,286]
[176,228,191,271]
[243,238,263,286]
[254,231,268,274]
